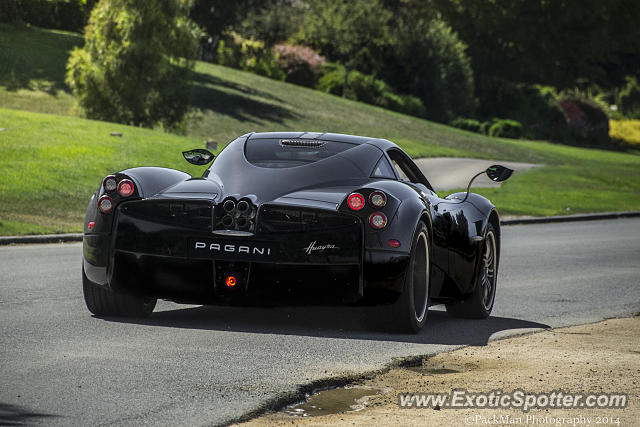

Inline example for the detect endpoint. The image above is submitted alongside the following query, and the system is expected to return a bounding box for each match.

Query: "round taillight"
[369,212,387,229]
[98,195,114,213]
[369,191,387,208]
[347,193,365,211]
[117,179,135,197]
[103,175,117,192]
[225,276,237,287]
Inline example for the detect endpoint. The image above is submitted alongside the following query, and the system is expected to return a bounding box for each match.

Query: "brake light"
[347,193,365,211]
[117,179,135,197]
[369,191,387,208]
[98,195,114,213]
[103,175,117,192]
[369,212,387,229]
[225,276,237,287]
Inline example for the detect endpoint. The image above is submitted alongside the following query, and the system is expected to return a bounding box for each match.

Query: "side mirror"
[449,164,515,203]
[182,149,215,166]
[486,165,514,182]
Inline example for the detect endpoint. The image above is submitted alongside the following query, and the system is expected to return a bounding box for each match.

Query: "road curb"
[1,211,639,245]
[500,210,640,225]
[0,233,83,245]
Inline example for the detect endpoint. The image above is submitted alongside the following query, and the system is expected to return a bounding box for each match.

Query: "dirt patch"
[238,317,639,426]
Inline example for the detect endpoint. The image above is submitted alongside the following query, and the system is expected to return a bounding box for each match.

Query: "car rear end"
[108,198,364,304]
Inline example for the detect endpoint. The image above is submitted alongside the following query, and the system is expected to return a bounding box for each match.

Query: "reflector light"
[98,195,114,213]
[387,239,401,248]
[88,221,95,230]
[347,193,365,211]
[117,179,135,197]
[225,276,237,287]
[369,191,387,208]
[103,175,117,192]
[369,212,387,229]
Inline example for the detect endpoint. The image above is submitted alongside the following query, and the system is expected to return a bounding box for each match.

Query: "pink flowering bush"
[273,43,326,87]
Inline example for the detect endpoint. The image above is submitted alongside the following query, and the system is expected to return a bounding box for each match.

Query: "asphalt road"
[1,218,639,426]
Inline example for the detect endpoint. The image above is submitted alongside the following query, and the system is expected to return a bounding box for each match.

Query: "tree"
[297,0,393,96]
[434,0,640,96]
[66,0,201,128]
[380,16,476,122]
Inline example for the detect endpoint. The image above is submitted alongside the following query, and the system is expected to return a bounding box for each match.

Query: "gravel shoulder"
[240,316,640,426]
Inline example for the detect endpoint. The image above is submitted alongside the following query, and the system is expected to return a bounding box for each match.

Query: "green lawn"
[0,109,204,235]
[1,24,640,235]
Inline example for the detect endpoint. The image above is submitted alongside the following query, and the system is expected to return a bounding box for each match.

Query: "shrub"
[610,120,640,145]
[315,65,426,117]
[450,118,484,133]
[315,63,345,95]
[557,91,610,145]
[618,76,640,119]
[66,0,201,128]
[216,32,285,81]
[0,0,87,33]
[380,17,476,123]
[482,81,568,140]
[273,43,326,87]
[488,119,523,139]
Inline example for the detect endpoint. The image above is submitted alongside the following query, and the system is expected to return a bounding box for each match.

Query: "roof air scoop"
[280,139,326,148]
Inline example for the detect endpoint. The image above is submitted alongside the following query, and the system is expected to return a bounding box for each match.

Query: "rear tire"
[445,223,497,319]
[82,266,156,317]
[390,221,430,333]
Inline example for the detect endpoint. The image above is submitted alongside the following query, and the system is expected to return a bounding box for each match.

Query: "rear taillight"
[103,175,117,192]
[369,212,387,229]
[98,195,114,213]
[369,191,387,208]
[347,193,365,211]
[117,179,135,197]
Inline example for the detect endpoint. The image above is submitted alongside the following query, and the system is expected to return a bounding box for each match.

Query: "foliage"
[65,0,201,128]
[237,0,304,46]
[609,120,640,146]
[487,119,523,139]
[450,118,484,134]
[316,64,426,117]
[297,0,392,77]
[379,17,476,123]
[297,1,474,122]
[434,0,640,92]
[557,90,610,146]
[189,0,254,39]
[273,43,326,87]
[483,82,568,140]
[0,0,87,33]
[215,31,285,80]
[618,76,640,119]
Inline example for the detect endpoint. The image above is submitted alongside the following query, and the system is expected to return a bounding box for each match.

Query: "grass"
[0,109,205,235]
[1,24,640,235]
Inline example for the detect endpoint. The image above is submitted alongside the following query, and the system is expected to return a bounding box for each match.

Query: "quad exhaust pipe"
[219,198,255,230]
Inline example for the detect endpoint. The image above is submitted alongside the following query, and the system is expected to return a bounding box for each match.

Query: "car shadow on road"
[103,304,550,346]
[0,402,59,425]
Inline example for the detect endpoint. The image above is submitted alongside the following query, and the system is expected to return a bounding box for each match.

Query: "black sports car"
[82,132,512,333]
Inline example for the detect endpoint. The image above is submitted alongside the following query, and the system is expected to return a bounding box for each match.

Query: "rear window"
[245,138,356,168]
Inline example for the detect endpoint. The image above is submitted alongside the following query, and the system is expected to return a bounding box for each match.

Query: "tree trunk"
[342,68,349,98]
